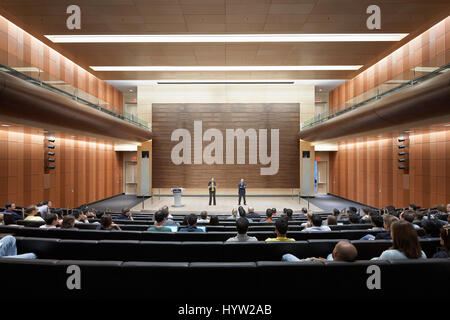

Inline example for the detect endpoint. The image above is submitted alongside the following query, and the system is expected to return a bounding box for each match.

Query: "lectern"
[171,188,184,207]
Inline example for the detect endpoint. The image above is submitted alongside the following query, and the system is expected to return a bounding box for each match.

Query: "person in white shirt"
[197,211,210,223]
[39,212,59,229]
[37,200,52,219]
[302,213,331,232]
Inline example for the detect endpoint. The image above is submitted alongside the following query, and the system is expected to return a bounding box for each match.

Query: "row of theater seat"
[0,256,448,299]
[14,236,441,261]
[0,225,383,241]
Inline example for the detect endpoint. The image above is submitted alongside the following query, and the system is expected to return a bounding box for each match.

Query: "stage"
[131,193,323,214]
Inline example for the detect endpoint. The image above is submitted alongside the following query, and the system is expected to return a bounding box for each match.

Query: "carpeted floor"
[82,194,145,212]
[307,194,371,212]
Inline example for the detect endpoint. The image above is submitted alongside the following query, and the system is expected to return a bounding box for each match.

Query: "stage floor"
[131,195,322,214]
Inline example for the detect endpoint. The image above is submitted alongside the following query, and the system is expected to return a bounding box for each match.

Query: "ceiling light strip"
[91,65,363,72]
[45,33,409,43]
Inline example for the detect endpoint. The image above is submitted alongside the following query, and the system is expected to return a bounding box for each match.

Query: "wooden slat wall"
[329,16,450,111]
[152,103,299,188]
[0,15,123,112]
[0,125,123,208]
[329,127,450,209]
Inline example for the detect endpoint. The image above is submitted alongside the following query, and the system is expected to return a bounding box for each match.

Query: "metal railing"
[301,63,450,131]
[0,63,151,131]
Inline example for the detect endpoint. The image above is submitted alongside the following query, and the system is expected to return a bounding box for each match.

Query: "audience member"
[302,214,331,232]
[400,210,420,229]
[421,218,443,238]
[197,211,210,223]
[147,210,173,232]
[246,207,260,220]
[226,208,238,220]
[39,212,59,229]
[238,206,253,222]
[179,214,204,232]
[116,208,133,221]
[282,241,358,262]
[3,202,22,222]
[61,215,77,229]
[226,218,258,242]
[262,208,273,223]
[265,217,294,242]
[326,215,337,226]
[373,221,426,260]
[348,212,361,224]
[37,200,52,219]
[368,214,384,231]
[284,208,293,221]
[209,216,219,226]
[24,205,44,222]
[0,235,36,259]
[375,215,399,240]
[100,215,121,230]
[433,226,450,258]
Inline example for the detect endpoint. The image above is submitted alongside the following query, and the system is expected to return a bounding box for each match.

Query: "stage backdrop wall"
[152,103,300,188]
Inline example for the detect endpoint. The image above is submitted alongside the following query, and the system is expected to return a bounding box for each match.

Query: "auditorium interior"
[0,0,449,304]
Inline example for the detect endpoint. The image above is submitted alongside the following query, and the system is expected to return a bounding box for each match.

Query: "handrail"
[301,63,450,131]
[0,63,151,131]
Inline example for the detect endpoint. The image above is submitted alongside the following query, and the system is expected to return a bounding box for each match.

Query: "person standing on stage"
[208,177,217,206]
[238,178,247,205]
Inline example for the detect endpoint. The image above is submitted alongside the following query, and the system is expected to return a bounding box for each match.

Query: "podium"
[171,188,184,207]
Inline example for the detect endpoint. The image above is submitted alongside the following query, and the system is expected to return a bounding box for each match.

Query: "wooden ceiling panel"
[0,0,448,81]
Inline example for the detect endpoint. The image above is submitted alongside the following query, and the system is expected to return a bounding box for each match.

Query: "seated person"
[246,207,261,220]
[262,208,273,223]
[116,208,134,221]
[362,214,399,240]
[39,212,59,228]
[265,217,294,242]
[226,217,258,242]
[368,213,384,231]
[3,202,22,222]
[37,200,52,219]
[302,214,331,232]
[209,216,219,226]
[348,212,361,224]
[73,210,91,225]
[61,215,77,229]
[282,240,358,262]
[400,210,421,229]
[238,206,252,223]
[160,209,178,226]
[0,235,36,259]
[24,205,44,222]
[360,207,371,222]
[99,215,121,230]
[226,208,238,220]
[147,210,173,232]
[179,214,204,232]
[433,226,450,258]
[284,208,294,221]
[421,218,443,238]
[197,211,210,223]
[373,220,426,260]
[160,205,174,219]
[326,215,337,226]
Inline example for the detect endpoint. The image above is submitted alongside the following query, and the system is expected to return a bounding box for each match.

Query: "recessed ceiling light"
[444,124,450,127]
[91,65,363,72]
[1,124,11,127]
[45,33,409,43]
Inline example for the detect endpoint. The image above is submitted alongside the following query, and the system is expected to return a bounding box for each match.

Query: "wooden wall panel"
[329,127,450,209]
[152,103,299,188]
[0,125,123,208]
[329,16,450,111]
[0,15,123,111]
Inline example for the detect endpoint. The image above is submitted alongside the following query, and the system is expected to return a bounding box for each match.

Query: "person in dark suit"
[208,177,217,206]
[238,178,247,205]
